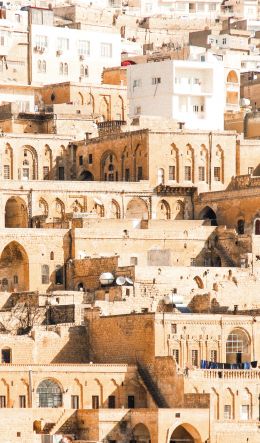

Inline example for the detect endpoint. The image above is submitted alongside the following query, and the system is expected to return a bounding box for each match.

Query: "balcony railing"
[191,369,260,380]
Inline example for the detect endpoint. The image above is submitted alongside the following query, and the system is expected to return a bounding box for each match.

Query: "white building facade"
[127,57,225,130]
[30,25,121,86]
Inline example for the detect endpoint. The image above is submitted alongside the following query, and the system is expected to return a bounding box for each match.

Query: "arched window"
[13,275,18,284]
[226,329,250,364]
[237,219,245,235]
[59,62,63,75]
[55,265,63,285]
[64,63,68,76]
[80,64,88,77]
[36,379,62,408]
[41,265,49,284]
[50,251,54,260]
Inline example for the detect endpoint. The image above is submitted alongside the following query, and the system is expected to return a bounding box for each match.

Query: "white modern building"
[126,0,222,17]
[127,56,225,130]
[30,24,121,86]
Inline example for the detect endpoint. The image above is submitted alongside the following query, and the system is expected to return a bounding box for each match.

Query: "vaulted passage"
[170,423,202,443]
[0,242,29,292]
[5,197,28,228]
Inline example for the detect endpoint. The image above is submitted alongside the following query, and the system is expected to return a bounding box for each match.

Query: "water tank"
[164,294,184,305]
[99,272,114,285]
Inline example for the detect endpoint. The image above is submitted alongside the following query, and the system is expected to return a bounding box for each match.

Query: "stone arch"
[71,200,83,213]
[199,206,217,226]
[5,197,28,228]
[36,379,63,408]
[215,145,224,183]
[78,92,84,106]
[185,144,194,182]
[170,144,179,182]
[211,387,220,420]
[3,143,13,179]
[99,96,110,121]
[226,327,251,364]
[43,145,52,180]
[87,92,95,115]
[0,241,29,291]
[227,70,238,83]
[175,200,185,220]
[52,198,65,219]
[157,199,171,220]
[254,218,260,235]
[101,150,119,181]
[126,197,149,220]
[110,199,121,219]
[131,423,151,442]
[79,170,94,181]
[194,276,204,289]
[21,145,38,180]
[169,423,202,443]
[39,198,49,217]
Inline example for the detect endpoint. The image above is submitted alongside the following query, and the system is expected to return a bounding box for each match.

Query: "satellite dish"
[99,272,114,285]
[116,276,126,286]
[125,277,134,286]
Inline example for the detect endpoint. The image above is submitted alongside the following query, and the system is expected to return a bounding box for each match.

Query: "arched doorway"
[5,197,28,228]
[157,200,171,219]
[126,198,149,220]
[199,206,218,226]
[79,170,94,181]
[101,151,119,181]
[131,423,151,442]
[0,241,29,291]
[226,328,251,364]
[170,423,202,443]
[36,379,63,408]
[255,219,260,235]
[237,219,245,235]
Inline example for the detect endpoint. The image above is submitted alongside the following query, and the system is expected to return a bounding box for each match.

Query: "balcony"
[191,369,260,380]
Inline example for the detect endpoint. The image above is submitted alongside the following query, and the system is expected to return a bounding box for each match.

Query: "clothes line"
[200,360,258,370]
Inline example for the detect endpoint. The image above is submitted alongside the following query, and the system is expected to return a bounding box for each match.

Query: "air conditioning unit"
[79,54,85,61]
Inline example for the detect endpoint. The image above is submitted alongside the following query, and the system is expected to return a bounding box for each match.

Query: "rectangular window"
[79,155,83,166]
[248,167,254,175]
[173,349,179,364]
[137,166,143,181]
[134,106,141,115]
[88,153,93,164]
[4,165,10,179]
[169,165,176,181]
[190,258,196,266]
[43,166,49,180]
[214,166,221,181]
[191,349,198,367]
[210,350,217,362]
[101,43,112,57]
[128,395,135,408]
[152,77,161,85]
[224,404,231,419]
[1,349,11,363]
[193,105,199,112]
[240,404,249,420]
[71,395,79,409]
[108,395,116,408]
[35,35,48,49]
[0,396,6,408]
[125,168,130,181]
[19,396,26,408]
[171,323,177,334]
[193,78,200,84]
[92,395,99,409]
[133,79,142,88]
[58,166,65,180]
[130,256,138,265]
[57,37,69,50]
[185,166,191,181]
[198,166,205,181]
[41,265,49,284]
[78,40,90,56]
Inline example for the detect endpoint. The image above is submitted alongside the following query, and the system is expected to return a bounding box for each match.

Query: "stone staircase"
[137,362,168,408]
[50,409,78,435]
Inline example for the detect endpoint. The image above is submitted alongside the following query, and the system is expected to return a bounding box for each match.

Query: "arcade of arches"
[0,242,29,292]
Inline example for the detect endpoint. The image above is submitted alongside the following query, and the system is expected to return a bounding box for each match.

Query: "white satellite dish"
[116,276,126,286]
[99,272,114,285]
[125,277,134,286]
